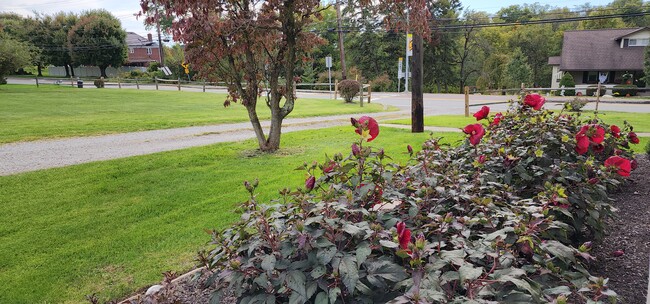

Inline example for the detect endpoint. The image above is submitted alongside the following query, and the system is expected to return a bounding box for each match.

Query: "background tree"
[49,12,79,77]
[0,34,32,82]
[643,45,650,87]
[504,48,532,88]
[141,0,325,152]
[67,10,127,78]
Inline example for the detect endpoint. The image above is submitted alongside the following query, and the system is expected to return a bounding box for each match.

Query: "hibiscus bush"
[204,96,637,303]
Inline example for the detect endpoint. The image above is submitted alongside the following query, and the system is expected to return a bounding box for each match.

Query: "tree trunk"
[246,103,269,151]
[100,66,108,78]
[335,1,347,80]
[411,34,424,133]
[64,65,70,78]
[69,65,75,77]
[37,64,43,77]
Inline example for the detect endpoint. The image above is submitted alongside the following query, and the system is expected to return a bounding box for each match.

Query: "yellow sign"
[181,62,190,74]
[407,34,413,56]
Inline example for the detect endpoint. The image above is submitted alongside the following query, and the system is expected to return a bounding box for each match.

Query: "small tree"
[141,0,325,152]
[68,10,127,78]
[559,72,576,96]
[0,36,31,83]
[339,79,361,102]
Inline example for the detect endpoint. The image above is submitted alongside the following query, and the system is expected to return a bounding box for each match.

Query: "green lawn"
[387,111,650,133]
[0,127,462,304]
[0,85,394,144]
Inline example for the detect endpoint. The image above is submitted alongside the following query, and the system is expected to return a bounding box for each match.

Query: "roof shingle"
[559,28,647,71]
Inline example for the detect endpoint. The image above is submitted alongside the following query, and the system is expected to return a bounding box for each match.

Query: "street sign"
[325,56,332,68]
[406,34,413,56]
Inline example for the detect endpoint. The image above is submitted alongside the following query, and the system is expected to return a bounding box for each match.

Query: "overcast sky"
[1,0,615,39]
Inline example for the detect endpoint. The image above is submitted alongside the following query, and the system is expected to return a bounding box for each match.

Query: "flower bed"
[200,94,639,303]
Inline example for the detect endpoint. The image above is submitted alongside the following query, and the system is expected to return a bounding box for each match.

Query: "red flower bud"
[628,132,640,144]
[323,161,337,173]
[351,143,361,156]
[478,155,486,164]
[612,250,624,257]
[407,145,413,155]
[305,176,315,191]
[631,159,638,170]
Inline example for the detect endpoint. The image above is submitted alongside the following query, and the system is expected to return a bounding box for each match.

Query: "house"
[126,32,161,66]
[548,27,648,89]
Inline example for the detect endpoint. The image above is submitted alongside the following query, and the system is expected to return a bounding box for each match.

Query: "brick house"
[126,32,161,66]
[548,27,649,89]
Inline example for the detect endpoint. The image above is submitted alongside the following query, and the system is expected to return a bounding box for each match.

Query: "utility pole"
[404,10,410,92]
[335,0,347,80]
[156,17,165,65]
[411,33,424,132]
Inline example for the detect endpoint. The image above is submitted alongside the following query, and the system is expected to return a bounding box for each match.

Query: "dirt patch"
[590,155,650,303]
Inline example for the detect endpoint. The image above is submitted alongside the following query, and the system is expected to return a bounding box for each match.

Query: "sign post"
[397,57,404,92]
[404,33,412,92]
[325,56,333,99]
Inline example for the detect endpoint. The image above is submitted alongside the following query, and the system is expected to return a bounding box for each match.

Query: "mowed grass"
[0,85,393,144]
[387,111,650,133]
[0,127,463,304]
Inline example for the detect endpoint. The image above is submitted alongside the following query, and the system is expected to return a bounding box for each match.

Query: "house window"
[628,38,649,46]
[146,48,152,55]
[129,48,134,54]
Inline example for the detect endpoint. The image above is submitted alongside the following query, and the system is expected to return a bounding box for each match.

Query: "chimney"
[147,33,153,42]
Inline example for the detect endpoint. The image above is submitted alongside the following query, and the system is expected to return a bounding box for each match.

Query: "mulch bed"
[123,155,650,304]
[591,155,650,304]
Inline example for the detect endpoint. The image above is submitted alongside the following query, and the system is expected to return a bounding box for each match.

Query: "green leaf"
[286,270,307,302]
[343,223,364,237]
[540,240,576,263]
[314,292,328,304]
[543,286,571,296]
[329,287,341,304]
[261,254,276,272]
[379,240,398,248]
[356,242,371,265]
[317,246,337,264]
[311,265,326,279]
[339,256,359,295]
[458,264,483,283]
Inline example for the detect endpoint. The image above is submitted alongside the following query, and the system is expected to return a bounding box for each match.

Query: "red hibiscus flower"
[477,155,486,164]
[491,112,503,126]
[575,135,589,155]
[524,94,545,110]
[593,144,604,154]
[323,161,337,173]
[577,124,605,144]
[610,125,621,138]
[351,143,361,156]
[628,132,640,144]
[473,106,490,121]
[353,116,380,142]
[463,124,485,146]
[604,156,631,177]
[395,222,412,250]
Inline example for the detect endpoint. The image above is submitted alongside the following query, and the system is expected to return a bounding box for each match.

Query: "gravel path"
[0,111,408,176]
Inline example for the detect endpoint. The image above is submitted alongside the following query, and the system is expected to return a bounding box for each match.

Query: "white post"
[328,67,332,99]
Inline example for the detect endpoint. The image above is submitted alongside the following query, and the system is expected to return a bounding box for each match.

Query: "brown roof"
[558,28,647,71]
[548,56,561,65]
[126,32,157,47]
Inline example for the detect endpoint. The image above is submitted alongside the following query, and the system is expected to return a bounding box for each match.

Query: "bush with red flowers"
[204,97,637,303]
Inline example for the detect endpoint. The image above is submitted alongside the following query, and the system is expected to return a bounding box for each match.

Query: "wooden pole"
[359,83,363,107]
[595,82,601,117]
[136,78,140,90]
[202,81,206,92]
[35,77,39,88]
[334,80,338,100]
[155,77,159,90]
[118,78,122,89]
[335,1,347,80]
[464,86,470,117]
[178,78,181,91]
[367,84,371,103]
[411,34,424,133]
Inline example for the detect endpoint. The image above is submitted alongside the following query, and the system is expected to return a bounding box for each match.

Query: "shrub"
[93,78,105,88]
[370,74,392,92]
[564,97,588,112]
[338,79,361,102]
[204,96,637,303]
[558,73,575,96]
[586,85,606,97]
[147,62,161,73]
[612,85,637,97]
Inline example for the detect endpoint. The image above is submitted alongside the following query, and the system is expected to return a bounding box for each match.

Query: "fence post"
[202,81,206,92]
[155,78,159,90]
[334,79,338,100]
[118,78,122,89]
[595,82,601,117]
[359,83,363,107]
[367,84,371,103]
[35,77,39,88]
[464,86,470,117]
[178,77,181,91]
[136,78,140,90]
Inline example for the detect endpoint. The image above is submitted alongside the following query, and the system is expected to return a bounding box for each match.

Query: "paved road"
[3,77,650,176]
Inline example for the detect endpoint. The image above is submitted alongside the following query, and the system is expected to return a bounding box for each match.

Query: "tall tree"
[454,10,487,92]
[49,12,78,77]
[67,10,127,78]
[504,48,532,88]
[0,34,32,81]
[141,0,325,152]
